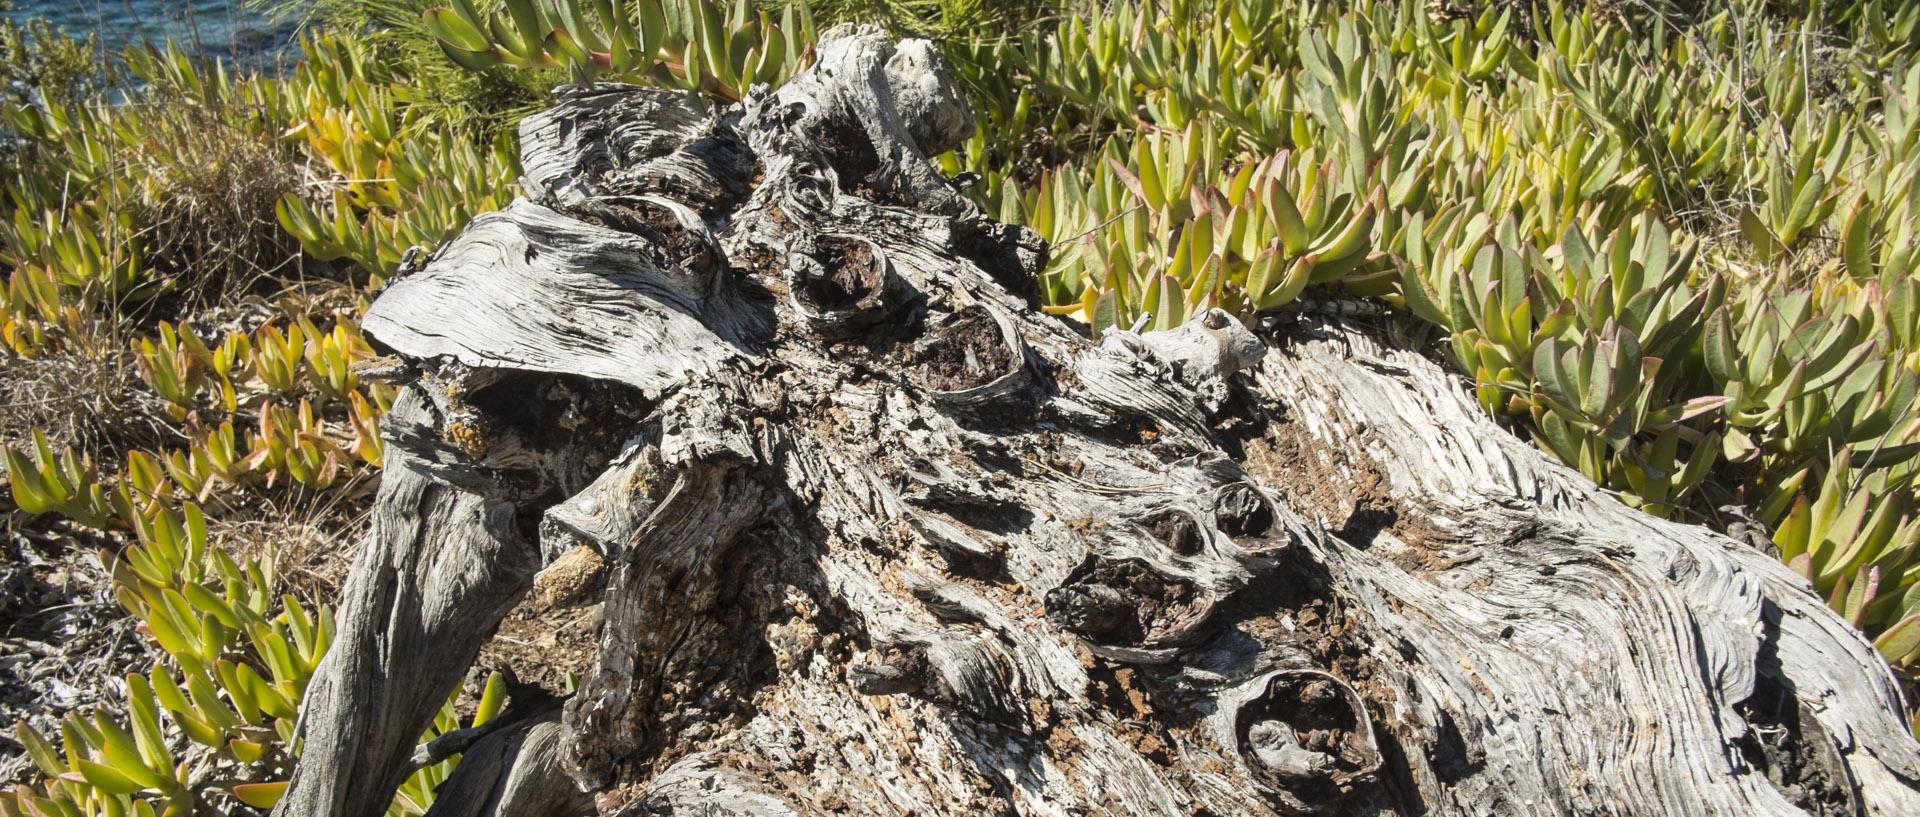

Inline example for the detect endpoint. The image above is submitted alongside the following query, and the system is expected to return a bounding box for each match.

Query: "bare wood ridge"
[277,24,1920,817]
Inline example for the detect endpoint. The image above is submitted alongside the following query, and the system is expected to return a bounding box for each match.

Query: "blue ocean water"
[4,0,305,65]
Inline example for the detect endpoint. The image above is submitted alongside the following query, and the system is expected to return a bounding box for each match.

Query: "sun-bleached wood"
[278,24,1920,817]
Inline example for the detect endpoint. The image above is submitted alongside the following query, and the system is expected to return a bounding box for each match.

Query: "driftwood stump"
[276,25,1920,817]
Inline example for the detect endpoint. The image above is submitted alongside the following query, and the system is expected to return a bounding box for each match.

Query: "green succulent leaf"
[14,720,66,778]
[1875,614,1920,666]
[423,9,493,53]
[76,759,148,795]
[232,781,289,808]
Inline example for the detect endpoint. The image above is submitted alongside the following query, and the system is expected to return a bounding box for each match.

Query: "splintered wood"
[276,24,1920,817]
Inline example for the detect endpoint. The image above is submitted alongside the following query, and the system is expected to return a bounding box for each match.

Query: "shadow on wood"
[277,24,1920,817]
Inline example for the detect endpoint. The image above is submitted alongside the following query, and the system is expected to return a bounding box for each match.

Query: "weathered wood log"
[276,439,535,817]
[279,24,1920,817]
[420,697,590,817]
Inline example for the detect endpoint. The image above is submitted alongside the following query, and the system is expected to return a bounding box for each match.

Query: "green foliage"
[420,0,815,99]
[2,429,118,528]
[134,323,208,422]
[931,0,1920,677]
[273,32,522,285]
[0,4,107,108]
[392,0,1920,683]
[0,40,312,358]
[0,29,437,815]
[9,2,1920,806]
[1012,124,1389,335]
[808,0,1034,45]
[6,320,389,504]
[3,503,312,812]
[2,500,505,814]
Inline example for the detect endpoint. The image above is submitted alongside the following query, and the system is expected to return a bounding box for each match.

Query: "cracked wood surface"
[278,24,1920,817]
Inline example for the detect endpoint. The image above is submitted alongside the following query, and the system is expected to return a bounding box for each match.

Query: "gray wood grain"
[279,24,1920,817]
